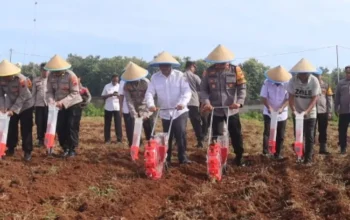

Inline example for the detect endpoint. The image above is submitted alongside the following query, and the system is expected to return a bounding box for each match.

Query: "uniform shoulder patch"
[70,75,78,86]
[27,78,32,89]
[326,86,333,96]
[235,66,247,85]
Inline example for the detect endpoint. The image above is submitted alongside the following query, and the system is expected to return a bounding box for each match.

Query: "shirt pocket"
[11,86,19,96]
[226,75,236,97]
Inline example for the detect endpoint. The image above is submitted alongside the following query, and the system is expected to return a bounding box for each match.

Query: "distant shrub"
[83,103,104,117]
[240,111,263,121]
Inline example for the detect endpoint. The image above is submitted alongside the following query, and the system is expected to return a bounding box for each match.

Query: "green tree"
[241,58,269,102]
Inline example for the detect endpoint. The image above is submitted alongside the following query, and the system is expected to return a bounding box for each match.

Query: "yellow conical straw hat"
[290,58,319,74]
[0,60,21,77]
[121,62,148,82]
[44,54,71,71]
[265,65,292,83]
[205,44,235,63]
[149,51,180,67]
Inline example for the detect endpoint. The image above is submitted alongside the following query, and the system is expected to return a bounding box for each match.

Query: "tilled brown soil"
[0,117,349,220]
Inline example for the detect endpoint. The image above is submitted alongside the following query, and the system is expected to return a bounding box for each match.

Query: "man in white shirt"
[118,79,133,146]
[288,58,321,165]
[145,51,192,165]
[260,66,291,159]
[101,75,122,144]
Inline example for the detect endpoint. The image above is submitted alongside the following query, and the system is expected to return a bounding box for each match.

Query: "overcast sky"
[1,0,350,70]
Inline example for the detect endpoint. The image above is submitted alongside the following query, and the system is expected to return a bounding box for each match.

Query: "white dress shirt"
[145,69,191,120]
[101,82,120,111]
[118,80,129,114]
[260,79,289,121]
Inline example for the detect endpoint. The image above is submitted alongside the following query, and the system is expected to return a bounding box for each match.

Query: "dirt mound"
[0,118,350,219]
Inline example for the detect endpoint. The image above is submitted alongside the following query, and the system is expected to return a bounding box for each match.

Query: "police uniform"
[124,78,154,145]
[0,60,34,161]
[335,76,350,154]
[32,76,48,146]
[45,55,83,157]
[315,80,333,154]
[200,44,247,166]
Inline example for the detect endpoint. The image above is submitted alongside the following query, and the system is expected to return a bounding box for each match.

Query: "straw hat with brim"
[205,44,235,64]
[290,58,321,74]
[44,54,72,71]
[264,65,292,83]
[121,62,148,82]
[149,51,180,67]
[0,60,21,77]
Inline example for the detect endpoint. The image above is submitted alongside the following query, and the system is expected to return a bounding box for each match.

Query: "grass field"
[0,116,349,219]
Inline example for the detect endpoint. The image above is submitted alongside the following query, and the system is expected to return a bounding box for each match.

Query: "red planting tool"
[44,104,59,155]
[144,108,175,180]
[294,112,305,163]
[0,112,10,159]
[207,106,230,182]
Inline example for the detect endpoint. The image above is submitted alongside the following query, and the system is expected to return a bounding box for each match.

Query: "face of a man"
[345,68,350,80]
[41,69,48,78]
[112,76,119,85]
[3,76,13,81]
[190,64,197,73]
[53,70,65,76]
[214,63,229,71]
[159,64,172,75]
[297,72,310,82]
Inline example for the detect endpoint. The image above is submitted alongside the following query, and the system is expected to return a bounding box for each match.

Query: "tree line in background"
[21,54,345,103]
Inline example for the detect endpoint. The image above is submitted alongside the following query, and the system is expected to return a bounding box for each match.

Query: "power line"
[235,45,336,60]
[11,50,50,58]
[338,45,350,51]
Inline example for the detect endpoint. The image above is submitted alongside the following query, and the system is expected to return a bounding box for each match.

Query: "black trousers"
[7,107,33,152]
[314,113,328,144]
[338,113,350,149]
[292,117,316,161]
[212,114,244,158]
[122,113,153,147]
[162,112,188,163]
[262,115,287,156]
[188,106,204,142]
[56,104,82,150]
[104,110,122,142]
[201,111,210,137]
[35,106,48,141]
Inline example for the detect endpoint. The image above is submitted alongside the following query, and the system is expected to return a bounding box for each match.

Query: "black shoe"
[5,149,14,156]
[37,140,44,147]
[180,159,192,165]
[24,152,32,161]
[319,151,330,155]
[196,141,204,148]
[304,159,312,166]
[62,149,70,158]
[341,147,347,155]
[234,157,246,167]
[274,155,284,160]
[105,140,111,144]
[68,150,77,157]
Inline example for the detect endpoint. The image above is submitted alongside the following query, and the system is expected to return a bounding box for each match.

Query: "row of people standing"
[260,58,350,165]
[0,55,91,161]
[116,44,350,167]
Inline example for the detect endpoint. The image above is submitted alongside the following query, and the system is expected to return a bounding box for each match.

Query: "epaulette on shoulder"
[235,65,247,85]
[70,74,78,86]
[27,78,32,89]
[326,86,333,96]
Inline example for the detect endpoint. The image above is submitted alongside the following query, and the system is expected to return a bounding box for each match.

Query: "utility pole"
[336,45,340,83]
[9,48,13,62]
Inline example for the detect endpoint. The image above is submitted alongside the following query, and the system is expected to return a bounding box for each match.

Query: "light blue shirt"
[260,79,289,121]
